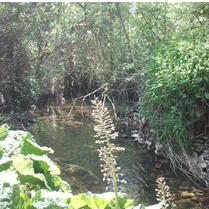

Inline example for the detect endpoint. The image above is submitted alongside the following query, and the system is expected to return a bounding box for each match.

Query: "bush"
[138,31,209,147]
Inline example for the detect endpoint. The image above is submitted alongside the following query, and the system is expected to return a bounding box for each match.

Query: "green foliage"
[0,124,136,209]
[21,133,53,156]
[66,192,134,209]
[0,124,10,140]
[0,124,72,208]
[0,179,35,209]
[139,30,209,147]
[1,2,208,109]
[67,192,112,209]
[31,190,71,209]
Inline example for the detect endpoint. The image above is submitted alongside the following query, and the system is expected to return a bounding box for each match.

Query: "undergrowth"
[138,29,209,185]
[139,30,209,147]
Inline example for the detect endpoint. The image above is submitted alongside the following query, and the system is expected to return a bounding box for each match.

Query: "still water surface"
[28,102,208,207]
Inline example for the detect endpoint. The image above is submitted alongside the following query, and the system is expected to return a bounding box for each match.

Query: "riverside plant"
[91,96,126,209]
[156,177,176,209]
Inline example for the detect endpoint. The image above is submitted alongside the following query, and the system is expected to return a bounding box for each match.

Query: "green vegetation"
[0,123,136,209]
[137,11,209,183]
[1,3,208,110]
[1,1,209,198]
[139,30,209,147]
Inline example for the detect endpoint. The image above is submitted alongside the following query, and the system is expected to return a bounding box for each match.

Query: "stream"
[27,100,209,208]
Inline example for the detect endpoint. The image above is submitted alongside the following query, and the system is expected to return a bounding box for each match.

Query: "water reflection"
[28,118,104,193]
[28,114,159,205]
[28,103,209,207]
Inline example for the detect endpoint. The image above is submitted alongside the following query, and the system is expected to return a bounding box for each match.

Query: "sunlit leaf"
[205,93,209,99]
[0,124,10,141]
[82,196,97,209]
[20,173,51,190]
[21,134,54,156]
[0,130,26,157]
[0,156,12,172]
[68,195,88,208]
[32,189,71,209]
[118,196,134,208]
[92,195,110,209]
[12,154,34,174]
[44,174,71,193]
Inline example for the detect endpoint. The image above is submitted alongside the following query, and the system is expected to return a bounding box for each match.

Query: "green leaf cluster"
[66,192,134,209]
[0,124,72,208]
[139,31,209,147]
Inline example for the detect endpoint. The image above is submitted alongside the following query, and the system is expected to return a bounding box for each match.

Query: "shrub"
[138,31,209,147]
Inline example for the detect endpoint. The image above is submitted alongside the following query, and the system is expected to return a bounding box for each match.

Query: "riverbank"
[118,105,209,208]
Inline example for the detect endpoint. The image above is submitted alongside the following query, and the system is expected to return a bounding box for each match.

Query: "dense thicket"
[0,3,209,160]
[139,30,209,145]
[0,2,184,111]
[137,3,209,184]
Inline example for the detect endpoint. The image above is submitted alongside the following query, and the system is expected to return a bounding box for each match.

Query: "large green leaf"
[0,130,25,157]
[19,173,51,190]
[32,189,72,209]
[44,174,62,191]
[118,196,134,208]
[81,195,97,209]
[28,154,60,175]
[67,195,88,208]
[0,156,12,172]
[12,154,34,174]
[21,133,53,156]
[68,193,111,209]
[11,154,52,189]
[44,174,72,193]
[92,195,110,209]
[0,124,10,141]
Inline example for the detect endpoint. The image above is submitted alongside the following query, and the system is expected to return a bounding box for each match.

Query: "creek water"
[27,101,209,208]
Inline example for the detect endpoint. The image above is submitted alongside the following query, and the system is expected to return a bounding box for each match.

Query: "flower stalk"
[91,96,125,209]
[156,177,176,209]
